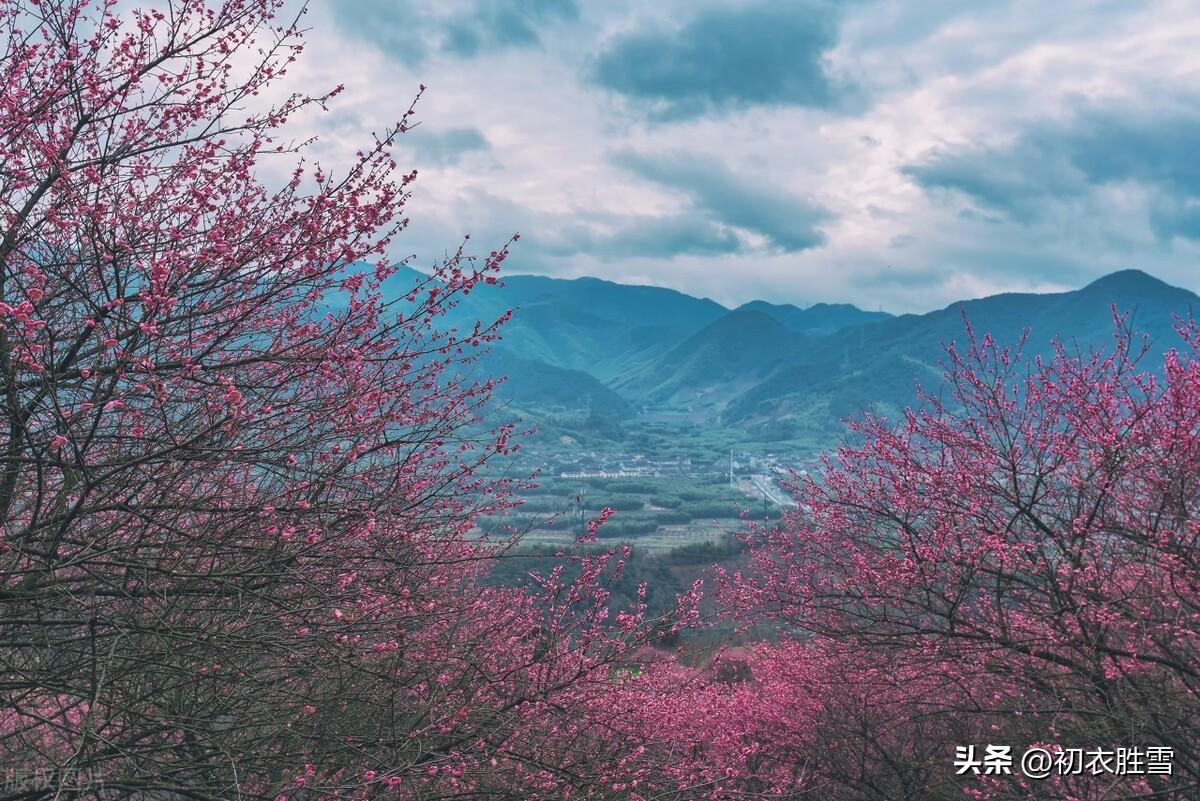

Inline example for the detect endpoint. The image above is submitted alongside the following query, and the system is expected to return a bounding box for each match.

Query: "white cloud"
[260,0,1200,312]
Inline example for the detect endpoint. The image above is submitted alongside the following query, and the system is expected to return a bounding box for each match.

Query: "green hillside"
[445,271,728,380]
[384,265,1198,442]
[614,309,804,406]
[724,269,1199,432]
[479,346,633,418]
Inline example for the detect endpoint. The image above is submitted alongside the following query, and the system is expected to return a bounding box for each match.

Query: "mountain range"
[410,267,1198,439]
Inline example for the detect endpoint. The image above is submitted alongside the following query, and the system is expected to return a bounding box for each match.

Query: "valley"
[455,266,1200,579]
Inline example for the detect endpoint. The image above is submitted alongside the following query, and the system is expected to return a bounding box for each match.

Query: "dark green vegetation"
[478,475,783,548]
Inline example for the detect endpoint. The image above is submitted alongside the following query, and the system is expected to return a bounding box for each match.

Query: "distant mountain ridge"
[734,300,891,334]
[392,266,1198,438]
[724,269,1199,433]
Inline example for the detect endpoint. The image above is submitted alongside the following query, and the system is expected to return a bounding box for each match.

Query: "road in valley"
[749,474,792,507]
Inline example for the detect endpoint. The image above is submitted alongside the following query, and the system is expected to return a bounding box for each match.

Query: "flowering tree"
[13,3,1196,800]
[0,2,680,798]
[724,321,1200,799]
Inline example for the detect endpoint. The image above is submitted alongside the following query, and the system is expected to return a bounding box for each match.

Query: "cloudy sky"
[281,0,1200,313]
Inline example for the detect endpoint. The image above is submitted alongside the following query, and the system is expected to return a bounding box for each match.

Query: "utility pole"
[729,448,734,487]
